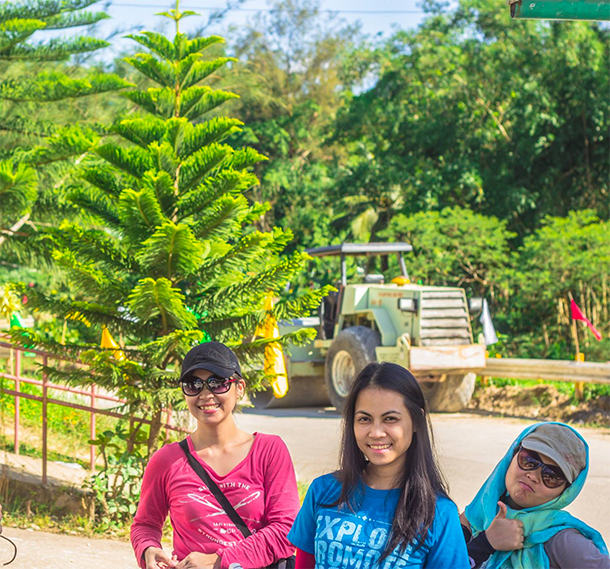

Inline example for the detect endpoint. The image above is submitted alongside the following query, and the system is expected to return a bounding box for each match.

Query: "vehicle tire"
[250,375,330,409]
[325,326,380,411]
[419,373,476,412]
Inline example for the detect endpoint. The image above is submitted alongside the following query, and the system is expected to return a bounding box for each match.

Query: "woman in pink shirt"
[131,342,300,569]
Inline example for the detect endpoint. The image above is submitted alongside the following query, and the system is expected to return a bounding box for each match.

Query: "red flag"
[571,299,602,341]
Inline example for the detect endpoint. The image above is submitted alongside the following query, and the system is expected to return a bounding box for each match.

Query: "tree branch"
[0,212,31,249]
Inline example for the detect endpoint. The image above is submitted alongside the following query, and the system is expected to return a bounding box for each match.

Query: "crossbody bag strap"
[179,439,252,538]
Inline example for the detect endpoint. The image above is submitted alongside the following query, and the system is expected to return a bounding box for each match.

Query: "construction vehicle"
[251,243,486,412]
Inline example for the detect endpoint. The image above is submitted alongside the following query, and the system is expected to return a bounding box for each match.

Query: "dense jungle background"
[1,0,608,365]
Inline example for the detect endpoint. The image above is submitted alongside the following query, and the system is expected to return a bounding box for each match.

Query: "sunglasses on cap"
[181,375,238,396]
[516,446,568,489]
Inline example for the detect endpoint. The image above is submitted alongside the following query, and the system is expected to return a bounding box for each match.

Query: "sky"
[89,0,432,60]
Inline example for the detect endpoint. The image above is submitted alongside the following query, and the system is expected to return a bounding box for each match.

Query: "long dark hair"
[333,362,449,561]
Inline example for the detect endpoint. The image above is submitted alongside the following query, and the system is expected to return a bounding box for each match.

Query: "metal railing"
[482,357,610,384]
[0,340,187,485]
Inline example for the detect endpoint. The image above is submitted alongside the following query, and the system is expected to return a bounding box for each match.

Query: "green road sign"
[509,0,610,21]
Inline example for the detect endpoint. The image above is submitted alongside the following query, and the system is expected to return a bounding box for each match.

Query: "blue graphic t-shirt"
[288,473,469,569]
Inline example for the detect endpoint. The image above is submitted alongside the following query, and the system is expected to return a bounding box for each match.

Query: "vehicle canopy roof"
[306,242,412,257]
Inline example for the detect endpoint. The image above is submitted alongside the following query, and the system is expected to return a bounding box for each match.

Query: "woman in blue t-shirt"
[288,362,469,569]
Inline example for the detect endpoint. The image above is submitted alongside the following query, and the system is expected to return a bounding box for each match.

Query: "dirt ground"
[469,383,610,427]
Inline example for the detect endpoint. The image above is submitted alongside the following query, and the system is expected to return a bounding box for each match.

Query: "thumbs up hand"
[485,502,525,551]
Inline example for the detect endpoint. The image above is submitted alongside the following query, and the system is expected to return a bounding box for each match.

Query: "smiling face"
[505,449,566,508]
[184,368,245,425]
[354,387,414,481]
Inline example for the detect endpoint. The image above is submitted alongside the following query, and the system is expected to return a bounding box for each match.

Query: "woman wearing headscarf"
[460,422,609,569]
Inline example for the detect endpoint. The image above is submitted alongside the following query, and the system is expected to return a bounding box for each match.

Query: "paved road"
[4,410,609,567]
[0,526,136,568]
[237,408,610,543]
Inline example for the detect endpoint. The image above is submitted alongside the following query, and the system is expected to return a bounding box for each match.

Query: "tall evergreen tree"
[13,4,329,455]
[0,0,129,259]
[227,0,360,249]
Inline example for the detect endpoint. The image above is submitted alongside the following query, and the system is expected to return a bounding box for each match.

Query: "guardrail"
[0,340,187,485]
[483,357,610,384]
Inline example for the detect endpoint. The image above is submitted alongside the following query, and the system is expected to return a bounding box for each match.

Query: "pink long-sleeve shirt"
[130,432,299,569]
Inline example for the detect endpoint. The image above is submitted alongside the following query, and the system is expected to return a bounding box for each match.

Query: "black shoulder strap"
[179,439,252,538]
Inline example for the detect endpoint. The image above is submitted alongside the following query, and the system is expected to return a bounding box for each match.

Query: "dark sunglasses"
[181,376,238,396]
[0,524,17,565]
[516,446,568,489]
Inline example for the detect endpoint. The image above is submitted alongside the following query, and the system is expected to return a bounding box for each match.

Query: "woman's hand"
[485,501,525,551]
[144,546,178,569]
[175,552,220,569]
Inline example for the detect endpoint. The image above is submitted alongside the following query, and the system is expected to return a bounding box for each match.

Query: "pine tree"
[0,0,130,258]
[13,4,330,456]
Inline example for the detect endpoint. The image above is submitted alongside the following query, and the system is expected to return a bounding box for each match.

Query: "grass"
[0,434,92,468]
[0,359,140,537]
[1,497,174,541]
[3,507,100,537]
[0,366,132,468]
[476,376,610,405]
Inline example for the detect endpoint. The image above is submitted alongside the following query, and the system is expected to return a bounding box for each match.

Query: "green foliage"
[0,282,21,319]
[0,0,131,271]
[14,15,329,456]
[227,0,361,250]
[382,207,516,295]
[226,0,608,363]
[502,211,609,359]
[517,211,609,308]
[2,0,607,439]
[475,376,610,406]
[332,0,609,236]
[0,72,127,102]
[0,0,129,280]
[0,159,37,219]
[84,423,148,530]
[379,207,608,361]
[0,366,120,466]
[0,1,109,61]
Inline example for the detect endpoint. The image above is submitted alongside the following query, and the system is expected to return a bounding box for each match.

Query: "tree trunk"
[367,207,392,274]
[126,419,142,455]
[147,409,164,459]
[542,322,550,352]
[602,276,608,323]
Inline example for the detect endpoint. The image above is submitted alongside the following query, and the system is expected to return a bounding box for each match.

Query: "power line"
[110,2,425,14]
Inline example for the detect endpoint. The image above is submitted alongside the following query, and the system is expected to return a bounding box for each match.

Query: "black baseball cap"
[180,342,242,381]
